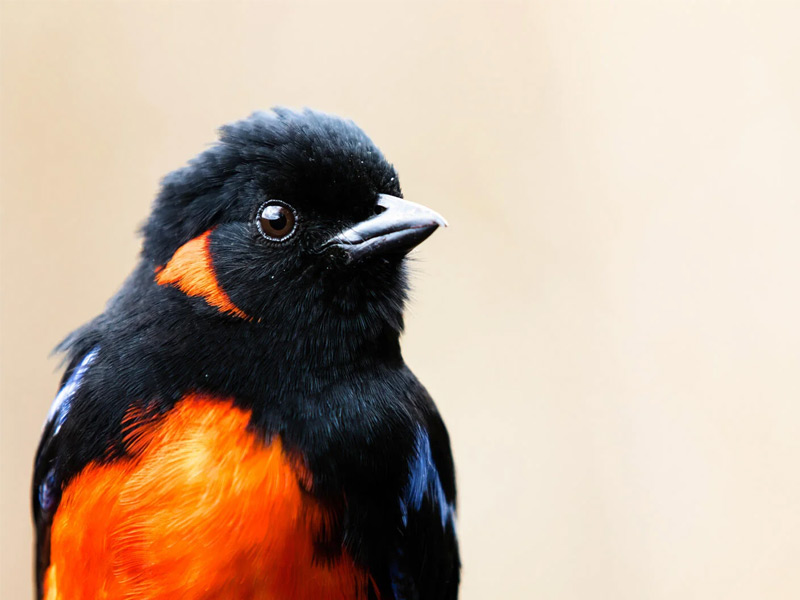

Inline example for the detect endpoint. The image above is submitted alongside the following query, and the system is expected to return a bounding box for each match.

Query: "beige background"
[3,1,800,598]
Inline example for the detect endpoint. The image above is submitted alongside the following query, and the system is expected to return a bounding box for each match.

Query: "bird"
[32,108,459,600]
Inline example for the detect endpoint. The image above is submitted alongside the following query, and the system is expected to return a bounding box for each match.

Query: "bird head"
[140,108,445,347]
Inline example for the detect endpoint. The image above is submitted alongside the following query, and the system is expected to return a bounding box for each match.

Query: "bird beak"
[324,194,447,263]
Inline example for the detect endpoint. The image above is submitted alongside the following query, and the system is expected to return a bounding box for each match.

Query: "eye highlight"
[256,201,297,242]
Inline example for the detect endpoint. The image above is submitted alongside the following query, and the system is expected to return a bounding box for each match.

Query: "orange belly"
[44,393,374,600]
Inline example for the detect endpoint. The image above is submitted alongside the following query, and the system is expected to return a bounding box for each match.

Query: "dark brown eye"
[257,201,297,241]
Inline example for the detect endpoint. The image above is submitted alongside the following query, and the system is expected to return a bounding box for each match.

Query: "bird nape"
[32,108,460,600]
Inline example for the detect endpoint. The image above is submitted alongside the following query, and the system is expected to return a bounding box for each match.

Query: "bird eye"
[256,201,297,241]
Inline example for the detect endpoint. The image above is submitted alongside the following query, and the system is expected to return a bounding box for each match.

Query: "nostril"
[373,204,387,216]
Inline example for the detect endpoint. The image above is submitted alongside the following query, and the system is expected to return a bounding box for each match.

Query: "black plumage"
[33,108,459,599]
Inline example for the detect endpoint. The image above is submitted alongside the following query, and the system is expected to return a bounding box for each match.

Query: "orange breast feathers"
[155,230,250,319]
[44,394,375,600]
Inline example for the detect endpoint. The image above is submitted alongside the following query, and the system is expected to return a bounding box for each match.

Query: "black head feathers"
[142,108,401,266]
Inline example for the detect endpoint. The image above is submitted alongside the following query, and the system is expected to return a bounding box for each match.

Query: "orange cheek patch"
[44,394,374,600]
[155,230,249,319]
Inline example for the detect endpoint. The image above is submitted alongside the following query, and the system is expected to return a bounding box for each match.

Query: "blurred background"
[2,1,800,598]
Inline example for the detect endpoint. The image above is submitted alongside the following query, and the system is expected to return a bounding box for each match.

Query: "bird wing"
[33,348,99,598]
[390,411,461,600]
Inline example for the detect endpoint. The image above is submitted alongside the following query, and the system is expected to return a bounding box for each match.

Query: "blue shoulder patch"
[44,347,99,435]
[392,426,457,598]
[400,426,456,528]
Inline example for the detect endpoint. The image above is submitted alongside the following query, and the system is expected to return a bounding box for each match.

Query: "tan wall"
[3,2,800,598]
